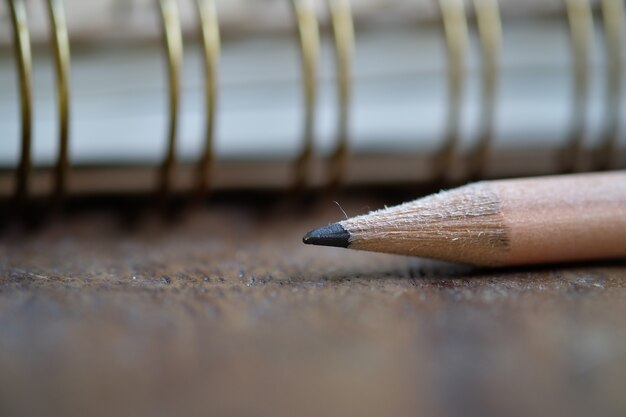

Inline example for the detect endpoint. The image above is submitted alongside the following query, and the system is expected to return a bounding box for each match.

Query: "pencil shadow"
[466,258,626,277]
[307,258,626,284]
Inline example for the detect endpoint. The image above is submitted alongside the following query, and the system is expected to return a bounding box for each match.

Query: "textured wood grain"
[1,195,626,417]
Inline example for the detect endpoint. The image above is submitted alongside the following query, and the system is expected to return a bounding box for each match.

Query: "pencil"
[303,171,626,266]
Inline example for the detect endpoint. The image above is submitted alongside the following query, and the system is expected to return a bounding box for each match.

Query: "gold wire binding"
[563,0,593,172]
[195,0,221,195]
[435,0,469,181]
[291,0,320,189]
[327,0,354,188]
[46,0,71,200]
[597,0,625,170]
[157,0,183,196]
[8,0,33,202]
[469,0,501,180]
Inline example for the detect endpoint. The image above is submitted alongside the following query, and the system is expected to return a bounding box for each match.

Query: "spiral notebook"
[0,0,625,199]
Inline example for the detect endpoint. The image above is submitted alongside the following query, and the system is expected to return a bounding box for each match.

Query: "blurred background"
[0,0,624,197]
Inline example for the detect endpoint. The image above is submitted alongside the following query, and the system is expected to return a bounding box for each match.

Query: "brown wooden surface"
[1,195,626,417]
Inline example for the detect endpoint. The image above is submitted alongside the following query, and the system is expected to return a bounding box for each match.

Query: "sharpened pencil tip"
[303,223,350,248]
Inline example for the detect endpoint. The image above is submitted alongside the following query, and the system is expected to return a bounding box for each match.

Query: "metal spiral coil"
[4,0,625,201]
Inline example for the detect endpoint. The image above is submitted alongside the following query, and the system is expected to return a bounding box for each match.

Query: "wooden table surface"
[1,194,625,417]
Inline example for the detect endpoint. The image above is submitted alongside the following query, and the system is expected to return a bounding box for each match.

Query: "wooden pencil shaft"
[337,171,626,266]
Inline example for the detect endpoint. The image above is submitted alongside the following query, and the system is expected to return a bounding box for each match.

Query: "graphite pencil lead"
[303,223,350,248]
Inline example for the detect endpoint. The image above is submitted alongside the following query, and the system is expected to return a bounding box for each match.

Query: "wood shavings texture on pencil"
[303,171,626,266]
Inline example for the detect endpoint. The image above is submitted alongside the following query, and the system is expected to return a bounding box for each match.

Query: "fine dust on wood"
[0,196,626,417]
